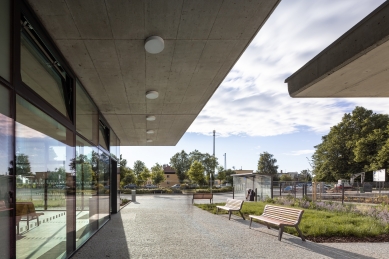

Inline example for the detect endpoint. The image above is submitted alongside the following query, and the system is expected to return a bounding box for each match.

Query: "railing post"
[341,183,345,204]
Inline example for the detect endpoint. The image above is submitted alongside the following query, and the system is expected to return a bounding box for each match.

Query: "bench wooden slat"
[216,198,245,220]
[249,205,305,241]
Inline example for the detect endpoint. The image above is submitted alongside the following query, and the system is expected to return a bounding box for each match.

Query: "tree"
[299,170,312,182]
[202,153,218,185]
[225,169,236,184]
[257,152,278,174]
[170,150,191,183]
[121,168,136,186]
[151,163,165,186]
[187,160,205,185]
[280,174,293,181]
[133,160,146,178]
[216,166,226,183]
[139,167,151,185]
[15,154,31,175]
[313,106,389,181]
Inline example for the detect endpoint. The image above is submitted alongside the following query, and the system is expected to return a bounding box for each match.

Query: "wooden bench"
[16,202,44,234]
[249,205,305,241]
[192,193,213,204]
[216,198,245,220]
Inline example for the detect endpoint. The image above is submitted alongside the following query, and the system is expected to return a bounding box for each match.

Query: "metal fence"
[268,181,389,204]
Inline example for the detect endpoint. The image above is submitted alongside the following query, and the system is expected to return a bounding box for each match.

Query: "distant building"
[160,165,179,187]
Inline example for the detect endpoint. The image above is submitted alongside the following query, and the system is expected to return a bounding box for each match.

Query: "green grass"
[195,202,389,238]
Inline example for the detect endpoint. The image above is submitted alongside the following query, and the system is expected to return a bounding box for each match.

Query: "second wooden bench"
[249,204,305,241]
[216,198,245,220]
[192,193,213,204]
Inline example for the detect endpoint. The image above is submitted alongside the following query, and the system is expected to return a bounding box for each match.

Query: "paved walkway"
[71,194,389,259]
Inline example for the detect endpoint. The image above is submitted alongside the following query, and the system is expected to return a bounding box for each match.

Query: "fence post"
[294,182,296,199]
[341,183,345,204]
[279,182,281,197]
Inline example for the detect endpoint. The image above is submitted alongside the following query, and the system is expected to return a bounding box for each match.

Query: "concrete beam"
[285,2,389,97]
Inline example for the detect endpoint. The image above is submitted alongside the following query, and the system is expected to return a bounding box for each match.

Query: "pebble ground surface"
[71,193,389,259]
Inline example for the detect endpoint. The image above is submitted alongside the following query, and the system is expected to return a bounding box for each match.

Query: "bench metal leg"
[278,226,284,241]
[249,218,253,229]
[295,226,305,241]
[266,223,270,229]
[228,211,232,220]
[239,210,245,220]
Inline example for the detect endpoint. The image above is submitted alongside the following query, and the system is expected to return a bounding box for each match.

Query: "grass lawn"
[195,201,389,241]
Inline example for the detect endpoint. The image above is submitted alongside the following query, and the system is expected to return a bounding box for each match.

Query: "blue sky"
[122,0,389,174]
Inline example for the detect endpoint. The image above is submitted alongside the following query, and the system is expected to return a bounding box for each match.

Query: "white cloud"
[188,0,388,138]
[284,149,315,156]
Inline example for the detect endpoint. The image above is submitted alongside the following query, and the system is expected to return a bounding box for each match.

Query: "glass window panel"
[76,81,98,145]
[20,27,69,118]
[99,123,108,151]
[75,136,98,248]
[0,85,13,259]
[98,150,110,226]
[15,95,74,259]
[0,0,11,81]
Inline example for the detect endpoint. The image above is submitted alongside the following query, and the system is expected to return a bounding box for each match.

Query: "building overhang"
[285,2,389,98]
[28,0,280,146]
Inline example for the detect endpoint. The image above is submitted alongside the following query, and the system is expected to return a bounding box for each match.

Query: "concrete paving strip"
[71,194,389,259]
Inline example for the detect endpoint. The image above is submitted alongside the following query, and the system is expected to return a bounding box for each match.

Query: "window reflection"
[16,95,74,259]
[98,151,110,226]
[76,81,98,145]
[20,21,69,119]
[75,136,98,248]
[0,85,13,259]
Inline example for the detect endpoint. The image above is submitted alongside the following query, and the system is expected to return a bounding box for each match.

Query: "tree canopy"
[312,106,389,181]
[187,160,205,185]
[151,163,165,186]
[257,152,278,174]
[170,150,191,183]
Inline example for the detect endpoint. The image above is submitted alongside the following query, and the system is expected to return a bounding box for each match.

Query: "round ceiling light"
[145,36,164,54]
[146,115,156,121]
[146,139,153,143]
[146,130,155,134]
[146,90,159,99]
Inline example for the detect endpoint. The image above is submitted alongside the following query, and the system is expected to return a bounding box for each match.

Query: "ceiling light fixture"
[144,36,164,54]
[146,115,156,121]
[146,90,159,99]
[147,139,153,143]
[146,130,154,134]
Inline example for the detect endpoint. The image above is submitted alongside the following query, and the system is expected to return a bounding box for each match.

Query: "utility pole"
[223,153,226,170]
[211,130,215,193]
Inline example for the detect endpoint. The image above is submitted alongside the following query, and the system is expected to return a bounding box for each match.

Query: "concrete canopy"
[27,0,280,146]
[285,2,389,98]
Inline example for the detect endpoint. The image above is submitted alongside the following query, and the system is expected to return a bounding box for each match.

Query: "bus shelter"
[233,173,273,201]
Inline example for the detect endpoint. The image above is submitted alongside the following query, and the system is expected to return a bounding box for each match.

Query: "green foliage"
[133,160,146,177]
[299,170,312,182]
[216,166,226,182]
[15,154,31,175]
[151,163,165,185]
[257,152,278,174]
[188,160,205,185]
[313,106,389,181]
[170,150,191,183]
[139,167,151,184]
[280,174,293,181]
[225,169,236,184]
[195,201,389,238]
[121,167,136,186]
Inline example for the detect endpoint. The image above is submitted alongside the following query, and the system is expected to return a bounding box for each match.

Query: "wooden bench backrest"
[262,205,303,225]
[16,202,36,216]
[225,198,244,210]
[193,193,212,199]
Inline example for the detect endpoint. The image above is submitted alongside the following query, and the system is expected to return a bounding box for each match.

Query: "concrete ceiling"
[285,2,389,98]
[28,0,280,146]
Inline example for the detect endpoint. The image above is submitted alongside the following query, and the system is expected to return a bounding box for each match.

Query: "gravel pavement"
[71,194,389,259]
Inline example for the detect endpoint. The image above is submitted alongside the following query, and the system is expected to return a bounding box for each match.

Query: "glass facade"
[76,81,98,145]
[0,85,13,259]
[15,96,74,258]
[21,22,70,119]
[0,1,121,258]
